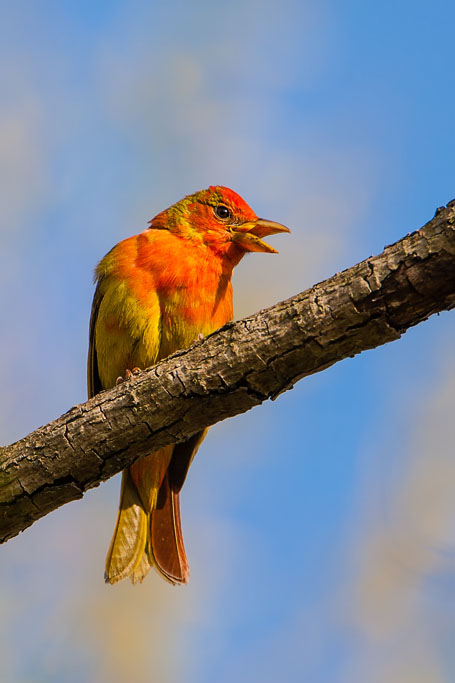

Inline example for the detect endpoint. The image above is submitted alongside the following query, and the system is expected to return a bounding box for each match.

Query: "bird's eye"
[214,204,231,221]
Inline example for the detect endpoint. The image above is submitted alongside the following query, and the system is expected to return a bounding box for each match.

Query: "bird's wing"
[89,250,162,392]
[87,279,104,398]
[168,428,209,493]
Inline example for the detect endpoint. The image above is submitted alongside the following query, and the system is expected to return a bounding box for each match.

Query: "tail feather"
[105,446,189,585]
[150,472,189,584]
[130,545,154,584]
[104,470,148,584]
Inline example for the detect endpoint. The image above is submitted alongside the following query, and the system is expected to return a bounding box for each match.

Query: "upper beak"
[230,218,291,253]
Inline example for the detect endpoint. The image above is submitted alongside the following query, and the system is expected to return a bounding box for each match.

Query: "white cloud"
[346,350,455,680]
[0,66,50,238]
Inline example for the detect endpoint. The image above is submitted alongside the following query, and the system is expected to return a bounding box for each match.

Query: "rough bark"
[1,201,454,543]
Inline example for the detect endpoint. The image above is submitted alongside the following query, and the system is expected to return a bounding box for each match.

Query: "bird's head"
[149,186,290,259]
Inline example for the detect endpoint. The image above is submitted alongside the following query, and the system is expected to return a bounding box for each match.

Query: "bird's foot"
[116,368,143,385]
[192,332,205,344]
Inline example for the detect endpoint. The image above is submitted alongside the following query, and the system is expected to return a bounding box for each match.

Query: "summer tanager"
[88,186,289,585]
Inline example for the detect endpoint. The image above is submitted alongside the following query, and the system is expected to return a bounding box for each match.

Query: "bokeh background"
[1,1,455,681]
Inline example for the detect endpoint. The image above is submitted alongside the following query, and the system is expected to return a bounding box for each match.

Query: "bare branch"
[1,201,454,542]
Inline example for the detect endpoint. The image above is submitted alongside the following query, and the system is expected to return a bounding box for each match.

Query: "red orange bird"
[88,186,289,584]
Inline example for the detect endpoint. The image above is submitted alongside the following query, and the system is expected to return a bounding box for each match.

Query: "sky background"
[1,1,455,681]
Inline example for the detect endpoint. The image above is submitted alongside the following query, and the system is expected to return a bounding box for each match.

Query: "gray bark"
[1,201,454,542]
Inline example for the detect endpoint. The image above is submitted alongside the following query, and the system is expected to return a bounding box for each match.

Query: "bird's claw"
[116,368,143,385]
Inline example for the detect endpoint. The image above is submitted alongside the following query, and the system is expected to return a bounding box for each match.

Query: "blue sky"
[1,1,455,681]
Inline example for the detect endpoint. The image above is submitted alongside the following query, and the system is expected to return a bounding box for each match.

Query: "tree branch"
[1,202,454,542]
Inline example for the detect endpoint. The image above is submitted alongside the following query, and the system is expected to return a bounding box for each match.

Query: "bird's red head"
[149,186,290,258]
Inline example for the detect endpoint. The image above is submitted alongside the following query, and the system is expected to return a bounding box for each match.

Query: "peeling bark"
[0,201,454,542]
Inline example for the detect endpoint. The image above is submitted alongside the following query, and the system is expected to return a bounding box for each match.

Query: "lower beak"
[230,218,290,253]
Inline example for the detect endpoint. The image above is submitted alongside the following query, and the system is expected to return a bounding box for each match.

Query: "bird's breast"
[157,272,234,357]
[136,231,235,357]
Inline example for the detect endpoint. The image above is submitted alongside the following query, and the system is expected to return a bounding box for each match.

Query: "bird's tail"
[104,445,190,585]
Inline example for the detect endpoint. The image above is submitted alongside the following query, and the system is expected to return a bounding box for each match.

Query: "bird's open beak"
[230,218,290,253]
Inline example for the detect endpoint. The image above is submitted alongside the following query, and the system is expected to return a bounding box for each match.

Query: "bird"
[87,186,289,585]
